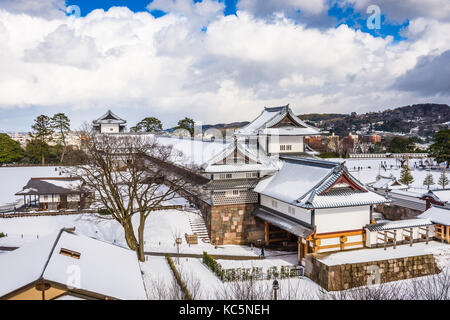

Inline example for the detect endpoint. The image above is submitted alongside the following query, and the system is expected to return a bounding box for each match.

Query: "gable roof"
[254,157,389,209]
[235,104,322,136]
[0,229,148,300]
[92,110,127,125]
[202,139,280,173]
[369,175,403,189]
[418,205,450,226]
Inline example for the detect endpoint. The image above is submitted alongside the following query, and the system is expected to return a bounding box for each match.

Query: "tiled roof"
[204,179,260,190]
[418,205,450,226]
[235,105,322,136]
[366,218,433,232]
[299,187,390,209]
[254,157,389,209]
[92,110,126,125]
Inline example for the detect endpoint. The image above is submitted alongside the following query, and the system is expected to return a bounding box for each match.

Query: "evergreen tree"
[25,139,50,164]
[130,117,162,133]
[30,115,54,165]
[51,113,70,163]
[0,134,24,164]
[428,129,450,168]
[422,173,435,190]
[399,163,414,187]
[438,168,449,189]
[175,117,195,137]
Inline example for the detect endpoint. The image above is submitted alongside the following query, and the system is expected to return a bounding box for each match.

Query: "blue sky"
[66,0,408,40]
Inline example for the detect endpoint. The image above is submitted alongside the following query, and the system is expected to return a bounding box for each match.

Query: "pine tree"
[438,168,449,189]
[399,163,414,187]
[51,113,70,163]
[30,115,54,165]
[423,173,435,190]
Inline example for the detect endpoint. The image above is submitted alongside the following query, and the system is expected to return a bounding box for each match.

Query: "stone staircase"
[188,214,210,244]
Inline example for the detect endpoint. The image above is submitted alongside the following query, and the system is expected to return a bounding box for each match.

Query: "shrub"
[97,208,113,216]
[202,251,224,280]
[165,254,192,300]
[318,152,340,159]
[0,232,5,238]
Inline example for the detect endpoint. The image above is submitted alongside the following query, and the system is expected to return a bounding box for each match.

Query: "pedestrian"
[260,246,265,257]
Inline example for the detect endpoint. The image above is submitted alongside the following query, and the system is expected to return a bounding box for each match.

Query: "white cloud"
[237,0,328,16]
[0,0,65,19]
[0,4,449,130]
[341,0,450,23]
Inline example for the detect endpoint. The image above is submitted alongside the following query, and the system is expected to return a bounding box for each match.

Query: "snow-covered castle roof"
[235,104,323,136]
[255,157,389,209]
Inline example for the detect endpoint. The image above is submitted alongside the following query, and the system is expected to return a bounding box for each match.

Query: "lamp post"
[176,237,182,264]
[272,279,279,300]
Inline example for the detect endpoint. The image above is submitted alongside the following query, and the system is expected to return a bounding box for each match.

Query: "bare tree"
[409,269,450,300]
[215,277,272,300]
[68,126,191,261]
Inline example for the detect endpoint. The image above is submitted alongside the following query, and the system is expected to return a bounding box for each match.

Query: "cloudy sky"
[0,0,449,132]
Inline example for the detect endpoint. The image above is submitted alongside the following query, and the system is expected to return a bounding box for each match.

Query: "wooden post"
[410,228,413,246]
[393,230,397,249]
[264,222,269,246]
[384,231,387,250]
[298,237,302,265]
[447,226,450,244]
[426,226,429,245]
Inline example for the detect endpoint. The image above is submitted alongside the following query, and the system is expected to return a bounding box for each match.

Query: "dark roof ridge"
[280,156,340,168]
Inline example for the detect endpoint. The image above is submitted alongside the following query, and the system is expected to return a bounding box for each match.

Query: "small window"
[219,173,233,179]
[246,172,258,178]
[60,248,81,259]
[288,206,295,215]
[225,190,240,197]
[271,200,278,208]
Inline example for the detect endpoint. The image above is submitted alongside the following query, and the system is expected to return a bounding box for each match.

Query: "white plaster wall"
[315,206,370,234]
[39,194,60,203]
[268,135,304,154]
[100,123,120,133]
[260,194,311,224]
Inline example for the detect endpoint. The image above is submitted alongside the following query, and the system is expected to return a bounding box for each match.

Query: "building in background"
[92,110,127,134]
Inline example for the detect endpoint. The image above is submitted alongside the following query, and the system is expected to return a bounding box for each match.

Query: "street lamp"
[176,237,182,264]
[272,279,279,300]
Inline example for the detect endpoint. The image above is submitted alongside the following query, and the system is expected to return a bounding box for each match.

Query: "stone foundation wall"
[210,204,265,245]
[374,204,422,220]
[305,253,440,291]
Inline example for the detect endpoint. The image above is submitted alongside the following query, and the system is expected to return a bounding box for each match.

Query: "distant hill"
[170,103,450,138]
[309,103,450,138]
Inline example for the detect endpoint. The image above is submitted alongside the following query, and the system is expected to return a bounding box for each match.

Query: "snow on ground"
[317,241,448,266]
[170,257,322,300]
[0,209,286,257]
[140,256,175,299]
[0,166,66,208]
[328,158,445,190]
[429,245,450,270]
